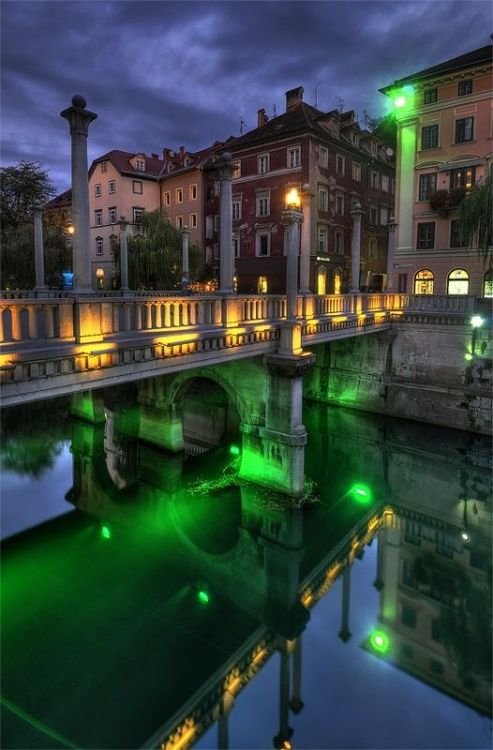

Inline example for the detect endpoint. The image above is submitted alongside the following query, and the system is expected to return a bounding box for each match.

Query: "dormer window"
[371,141,377,156]
[135,159,145,171]
[351,132,359,146]
[101,161,107,173]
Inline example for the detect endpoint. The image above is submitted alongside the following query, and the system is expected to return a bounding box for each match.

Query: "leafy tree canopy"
[459,172,493,266]
[1,161,56,229]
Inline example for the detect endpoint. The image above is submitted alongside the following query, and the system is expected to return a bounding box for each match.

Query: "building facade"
[227,87,396,294]
[380,44,493,297]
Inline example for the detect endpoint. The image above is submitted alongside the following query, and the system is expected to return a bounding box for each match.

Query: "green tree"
[119,210,205,290]
[459,172,493,265]
[1,161,55,229]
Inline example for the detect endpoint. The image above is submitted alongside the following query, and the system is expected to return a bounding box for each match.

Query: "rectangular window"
[232,236,240,258]
[401,643,414,660]
[94,209,102,226]
[370,206,378,225]
[336,154,345,175]
[455,117,474,143]
[205,215,213,239]
[417,222,435,249]
[189,184,197,201]
[401,605,417,629]
[135,159,145,171]
[108,207,117,224]
[319,146,328,168]
[189,213,198,229]
[213,215,220,232]
[232,161,241,179]
[133,208,143,224]
[95,184,101,197]
[96,236,103,255]
[232,198,242,221]
[132,180,143,194]
[334,230,344,254]
[371,171,379,189]
[431,619,443,643]
[391,178,395,195]
[318,186,328,212]
[450,219,462,248]
[108,180,116,194]
[380,207,388,226]
[214,181,220,196]
[256,191,270,217]
[318,226,328,253]
[258,154,269,174]
[419,173,437,201]
[398,273,408,292]
[421,124,439,150]
[402,560,416,588]
[101,162,107,173]
[287,146,301,168]
[163,191,171,206]
[257,232,270,256]
[368,236,377,258]
[352,162,361,182]
[381,174,389,192]
[176,215,183,229]
[450,166,475,189]
[458,79,472,96]
[176,188,183,204]
[424,88,438,104]
[336,195,344,215]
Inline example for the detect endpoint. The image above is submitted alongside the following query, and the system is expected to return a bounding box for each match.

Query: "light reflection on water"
[1,393,491,750]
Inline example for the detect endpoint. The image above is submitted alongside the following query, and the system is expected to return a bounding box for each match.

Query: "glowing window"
[447,268,469,295]
[317,267,327,295]
[414,269,434,295]
[257,276,268,293]
[484,269,493,298]
[334,269,342,294]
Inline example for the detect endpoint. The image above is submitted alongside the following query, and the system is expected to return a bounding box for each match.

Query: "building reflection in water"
[1,392,491,750]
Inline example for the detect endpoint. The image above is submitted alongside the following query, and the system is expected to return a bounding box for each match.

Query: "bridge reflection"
[1,396,491,749]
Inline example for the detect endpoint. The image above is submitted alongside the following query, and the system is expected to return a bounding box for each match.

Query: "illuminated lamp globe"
[394,95,407,108]
[471,315,484,328]
[286,187,301,210]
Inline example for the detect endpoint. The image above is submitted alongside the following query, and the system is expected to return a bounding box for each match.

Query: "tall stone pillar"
[299,184,314,293]
[289,636,304,714]
[119,216,129,292]
[373,531,385,591]
[33,206,47,293]
[386,216,398,292]
[216,152,235,294]
[280,209,303,356]
[395,117,417,253]
[60,95,97,293]
[350,203,364,293]
[273,648,293,749]
[338,563,352,642]
[181,226,190,291]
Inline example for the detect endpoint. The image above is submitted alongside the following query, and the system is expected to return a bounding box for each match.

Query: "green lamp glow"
[100,523,111,540]
[394,95,407,108]
[464,353,473,361]
[349,483,373,503]
[197,590,210,605]
[471,315,484,328]
[229,444,240,456]
[370,629,390,654]
[393,85,414,111]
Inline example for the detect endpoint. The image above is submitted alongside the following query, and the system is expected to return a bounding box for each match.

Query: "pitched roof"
[380,44,492,92]
[45,188,72,210]
[89,150,165,179]
[226,102,325,150]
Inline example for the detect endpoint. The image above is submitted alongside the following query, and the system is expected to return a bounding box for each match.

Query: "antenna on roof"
[240,117,245,135]
[336,96,344,113]
[273,103,277,117]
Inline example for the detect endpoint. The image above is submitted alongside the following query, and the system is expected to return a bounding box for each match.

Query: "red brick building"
[227,86,396,294]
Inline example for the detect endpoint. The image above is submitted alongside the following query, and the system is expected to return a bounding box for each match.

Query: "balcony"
[429,187,467,216]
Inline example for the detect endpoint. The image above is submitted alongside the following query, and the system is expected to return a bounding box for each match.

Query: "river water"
[1,393,491,749]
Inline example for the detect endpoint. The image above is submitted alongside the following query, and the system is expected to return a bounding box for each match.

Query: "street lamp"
[285,187,301,210]
[96,267,105,289]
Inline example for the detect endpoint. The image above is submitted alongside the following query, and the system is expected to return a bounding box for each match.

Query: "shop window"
[447,268,469,295]
[414,269,434,295]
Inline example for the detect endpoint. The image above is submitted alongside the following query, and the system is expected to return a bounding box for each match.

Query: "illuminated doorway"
[334,269,342,295]
[257,276,268,293]
[317,267,327,295]
[447,268,469,295]
[414,269,434,295]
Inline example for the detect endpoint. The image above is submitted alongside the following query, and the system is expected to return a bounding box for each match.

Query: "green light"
[471,315,484,328]
[370,629,390,654]
[197,590,210,605]
[100,524,111,540]
[464,353,473,361]
[349,483,372,503]
[394,95,406,108]
[229,444,240,456]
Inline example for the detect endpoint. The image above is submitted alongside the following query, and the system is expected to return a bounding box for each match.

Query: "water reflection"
[1,394,491,749]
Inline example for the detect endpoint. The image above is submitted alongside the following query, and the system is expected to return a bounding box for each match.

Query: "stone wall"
[304,318,492,434]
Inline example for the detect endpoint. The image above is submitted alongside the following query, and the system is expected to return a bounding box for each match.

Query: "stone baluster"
[0,310,4,343]
[28,305,38,339]
[45,306,55,338]
[135,304,142,331]
[11,307,22,341]
[124,303,132,331]
[60,96,97,293]
[146,303,152,330]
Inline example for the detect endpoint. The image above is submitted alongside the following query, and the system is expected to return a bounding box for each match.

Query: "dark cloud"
[1,0,490,192]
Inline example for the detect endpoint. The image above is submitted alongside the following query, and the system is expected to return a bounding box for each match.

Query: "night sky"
[1,1,491,193]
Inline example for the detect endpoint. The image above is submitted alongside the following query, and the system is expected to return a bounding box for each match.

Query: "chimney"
[285,86,304,112]
[257,108,269,127]
[151,153,159,159]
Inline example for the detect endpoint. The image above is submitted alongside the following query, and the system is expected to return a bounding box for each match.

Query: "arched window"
[414,269,434,295]
[334,268,342,295]
[483,269,493,298]
[317,267,327,295]
[447,268,469,295]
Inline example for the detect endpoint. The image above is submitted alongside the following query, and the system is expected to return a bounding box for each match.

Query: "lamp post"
[95,267,105,289]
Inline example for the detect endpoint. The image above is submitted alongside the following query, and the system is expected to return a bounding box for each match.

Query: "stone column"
[119,217,129,292]
[338,563,352,642]
[60,95,97,293]
[373,531,385,591]
[273,649,293,749]
[279,209,303,356]
[299,184,314,293]
[350,203,364,293]
[386,216,398,292]
[216,152,235,294]
[33,206,47,293]
[181,226,190,292]
[289,636,304,714]
[395,117,417,253]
